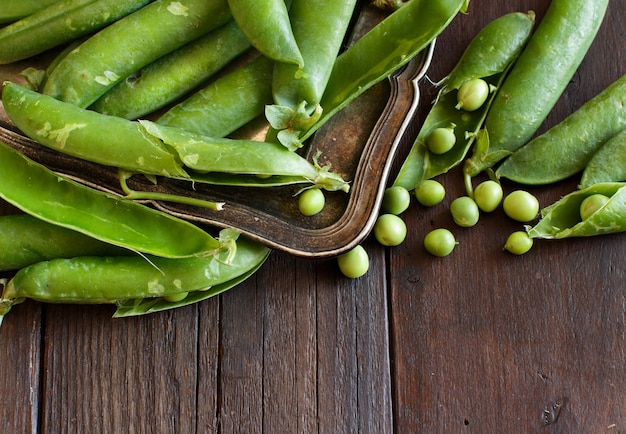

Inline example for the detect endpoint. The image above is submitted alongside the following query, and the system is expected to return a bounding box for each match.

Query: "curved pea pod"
[2,82,188,178]
[496,74,626,185]
[393,11,535,191]
[527,182,626,239]
[0,140,221,259]
[42,0,232,108]
[0,0,60,24]
[469,0,610,176]
[156,55,274,138]
[90,20,250,119]
[139,121,350,192]
[580,129,626,188]
[0,214,130,272]
[0,0,152,65]
[226,0,302,67]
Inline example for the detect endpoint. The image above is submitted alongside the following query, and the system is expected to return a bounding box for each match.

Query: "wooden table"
[1,1,624,432]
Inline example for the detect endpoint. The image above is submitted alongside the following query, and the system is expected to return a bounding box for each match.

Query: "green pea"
[373,214,407,247]
[423,228,457,257]
[579,193,610,220]
[504,231,533,255]
[426,125,457,154]
[450,196,479,227]
[473,180,503,212]
[415,180,445,207]
[162,292,190,303]
[455,78,490,111]
[298,188,325,216]
[382,186,411,215]
[337,245,369,279]
[503,190,539,222]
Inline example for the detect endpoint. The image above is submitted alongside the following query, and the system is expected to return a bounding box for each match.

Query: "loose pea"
[415,180,445,207]
[373,214,407,247]
[382,186,411,215]
[504,231,533,255]
[298,188,325,216]
[473,180,503,212]
[337,245,369,279]
[424,228,457,257]
[503,190,539,222]
[455,78,490,111]
[579,194,610,220]
[426,125,456,155]
[450,196,479,227]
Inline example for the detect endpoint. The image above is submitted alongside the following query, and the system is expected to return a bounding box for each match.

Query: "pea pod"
[527,182,626,239]
[496,74,626,184]
[156,55,274,138]
[42,0,232,108]
[466,0,610,177]
[227,0,302,67]
[580,129,626,188]
[0,214,130,272]
[0,139,221,258]
[0,0,152,64]
[90,20,250,120]
[0,0,60,24]
[393,11,535,191]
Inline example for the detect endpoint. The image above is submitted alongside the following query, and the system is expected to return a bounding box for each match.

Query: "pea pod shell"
[527,182,626,239]
[496,74,626,184]
[579,128,626,189]
[2,82,188,178]
[0,0,60,24]
[0,140,220,258]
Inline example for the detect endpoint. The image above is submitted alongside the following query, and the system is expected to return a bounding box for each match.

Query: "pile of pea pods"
[0,0,471,324]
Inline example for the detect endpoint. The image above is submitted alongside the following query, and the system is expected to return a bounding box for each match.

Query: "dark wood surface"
[1,1,624,432]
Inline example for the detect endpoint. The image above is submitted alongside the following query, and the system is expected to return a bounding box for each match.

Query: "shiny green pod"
[579,129,626,189]
[0,0,61,24]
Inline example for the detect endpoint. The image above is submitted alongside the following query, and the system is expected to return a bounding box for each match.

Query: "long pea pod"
[580,129,626,188]
[0,0,151,64]
[0,0,61,24]
[466,0,610,177]
[42,0,232,108]
[0,140,221,258]
[156,55,274,138]
[0,214,130,272]
[527,182,626,239]
[90,20,251,119]
[226,0,302,67]
[393,11,535,191]
[496,74,626,185]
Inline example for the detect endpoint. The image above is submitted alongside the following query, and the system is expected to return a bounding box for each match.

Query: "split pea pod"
[467,0,610,176]
[0,0,152,64]
[0,140,221,258]
[580,129,626,188]
[393,11,535,191]
[156,55,274,138]
[496,74,626,185]
[0,0,60,24]
[527,182,626,239]
[42,0,232,108]
[227,0,302,67]
[0,213,130,272]
[90,20,251,119]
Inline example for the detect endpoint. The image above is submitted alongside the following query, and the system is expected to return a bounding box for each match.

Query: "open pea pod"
[393,11,535,191]
[527,182,626,239]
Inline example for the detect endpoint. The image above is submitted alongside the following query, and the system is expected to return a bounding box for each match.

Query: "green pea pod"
[0,0,152,64]
[496,74,626,185]
[0,214,130,272]
[227,0,302,67]
[527,182,626,239]
[468,0,610,176]
[156,55,274,138]
[90,20,251,119]
[139,120,350,192]
[2,82,188,178]
[580,129,626,189]
[0,0,60,24]
[0,140,221,258]
[393,11,535,191]
[42,0,232,108]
